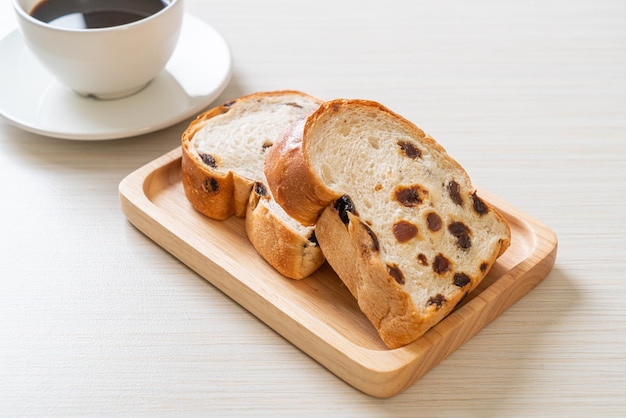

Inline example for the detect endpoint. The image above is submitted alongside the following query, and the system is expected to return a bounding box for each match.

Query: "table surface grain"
[1,0,624,416]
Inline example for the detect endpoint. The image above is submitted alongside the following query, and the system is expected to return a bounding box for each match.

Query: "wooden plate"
[119,147,558,398]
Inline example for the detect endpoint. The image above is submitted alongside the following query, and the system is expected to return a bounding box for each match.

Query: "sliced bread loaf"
[265,99,511,348]
[181,91,325,279]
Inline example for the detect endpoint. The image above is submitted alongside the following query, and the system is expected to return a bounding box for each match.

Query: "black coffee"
[29,0,170,29]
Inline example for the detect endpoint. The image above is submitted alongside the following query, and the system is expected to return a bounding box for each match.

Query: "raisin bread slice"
[181,91,325,279]
[265,99,511,348]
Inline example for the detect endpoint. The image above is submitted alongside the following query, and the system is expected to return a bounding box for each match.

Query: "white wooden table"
[1,0,624,416]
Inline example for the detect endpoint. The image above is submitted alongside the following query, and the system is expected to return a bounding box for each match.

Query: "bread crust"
[246,188,324,279]
[265,98,511,348]
[316,206,429,347]
[265,117,340,225]
[182,103,238,220]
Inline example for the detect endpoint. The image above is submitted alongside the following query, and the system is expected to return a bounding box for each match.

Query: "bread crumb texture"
[192,94,321,180]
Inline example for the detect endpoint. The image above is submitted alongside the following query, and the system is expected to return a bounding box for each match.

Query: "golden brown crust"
[315,206,420,348]
[246,189,325,279]
[181,101,241,220]
[265,117,340,226]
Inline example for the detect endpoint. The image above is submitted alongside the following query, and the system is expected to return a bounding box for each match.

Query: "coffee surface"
[30,0,170,29]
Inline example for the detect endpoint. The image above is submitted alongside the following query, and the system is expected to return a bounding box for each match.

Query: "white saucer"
[0,14,232,140]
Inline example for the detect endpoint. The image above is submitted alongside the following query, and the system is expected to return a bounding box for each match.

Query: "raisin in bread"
[265,99,511,348]
[181,91,325,279]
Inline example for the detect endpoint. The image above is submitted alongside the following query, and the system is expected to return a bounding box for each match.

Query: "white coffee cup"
[13,0,184,100]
